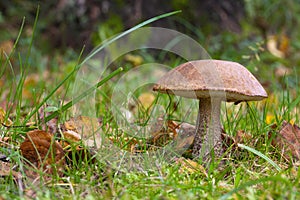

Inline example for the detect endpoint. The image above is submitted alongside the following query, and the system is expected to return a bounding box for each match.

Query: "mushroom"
[153,60,267,162]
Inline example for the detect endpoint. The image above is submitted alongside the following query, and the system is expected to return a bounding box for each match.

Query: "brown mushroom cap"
[153,60,268,102]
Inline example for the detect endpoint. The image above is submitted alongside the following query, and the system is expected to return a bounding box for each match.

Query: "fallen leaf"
[128,93,156,117]
[51,116,103,166]
[62,116,103,148]
[22,73,40,101]
[0,107,12,127]
[278,34,290,55]
[271,121,300,160]
[63,116,101,134]
[266,114,276,125]
[137,92,156,111]
[57,129,97,166]
[148,119,178,147]
[62,130,81,143]
[171,122,195,158]
[20,130,65,176]
[39,104,59,134]
[124,54,143,66]
[267,34,289,58]
[176,157,207,176]
[234,130,252,144]
[0,40,13,58]
[60,130,82,152]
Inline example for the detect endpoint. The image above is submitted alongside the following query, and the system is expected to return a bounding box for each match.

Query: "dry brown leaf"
[0,40,13,57]
[149,119,178,147]
[126,120,194,155]
[107,118,180,153]
[39,105,59,134]
[20,130,65,176]
[60,130,82,152]
[235,130,252,144]
[172,122,195,157]
[59,129,97,166]
[63,116,101,135]
[62,130,81,143]
[62,116,102,148]
[58,116,102,165]
[271,121,300,160]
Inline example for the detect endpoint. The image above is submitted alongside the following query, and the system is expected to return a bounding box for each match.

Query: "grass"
[1,10,300,200]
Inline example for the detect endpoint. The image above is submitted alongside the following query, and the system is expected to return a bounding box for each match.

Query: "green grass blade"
[81,10,181,65]
[15,6,40,115]
[287,95,300,114]
[23,46,85,124]
[5,17,25,113]
[24,5,39,69]
[23,10,180,125]
[2,15,25,74]
[44,67,123,122]
[220,175,291,200]
[237,143,281,171]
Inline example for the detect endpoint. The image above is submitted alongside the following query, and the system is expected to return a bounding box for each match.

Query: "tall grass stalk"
[23,10,181,124]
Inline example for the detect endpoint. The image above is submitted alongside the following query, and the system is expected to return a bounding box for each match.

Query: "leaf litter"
[2,93,300,197]
[270,121,300,161]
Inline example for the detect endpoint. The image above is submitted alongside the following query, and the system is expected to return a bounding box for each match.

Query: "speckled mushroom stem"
[192,98,223,162]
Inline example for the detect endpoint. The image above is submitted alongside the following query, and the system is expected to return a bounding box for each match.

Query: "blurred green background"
[1,0,300,92]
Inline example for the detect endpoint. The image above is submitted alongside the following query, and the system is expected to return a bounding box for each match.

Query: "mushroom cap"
[153,60,268,102]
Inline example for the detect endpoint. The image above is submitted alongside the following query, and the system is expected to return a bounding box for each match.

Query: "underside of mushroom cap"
[153,60,268,102]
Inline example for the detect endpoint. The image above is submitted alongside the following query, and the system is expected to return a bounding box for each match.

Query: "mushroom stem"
[192,98,223,162]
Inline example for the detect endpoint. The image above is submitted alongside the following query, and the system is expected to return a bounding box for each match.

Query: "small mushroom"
[153,60,267,162]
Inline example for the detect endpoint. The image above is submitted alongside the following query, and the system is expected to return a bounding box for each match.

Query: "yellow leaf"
[279,34,290,54]
[0,107,12,127]
[267,34,290,58]
[124,54,143,66]
[267,35,285,58]
[176,157,207,176]
[266,114,275,125]
[138,92,155,110]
